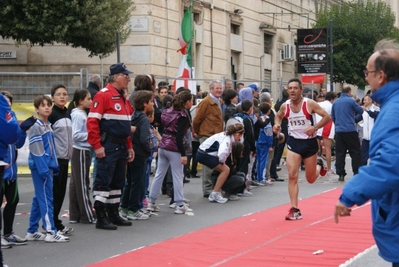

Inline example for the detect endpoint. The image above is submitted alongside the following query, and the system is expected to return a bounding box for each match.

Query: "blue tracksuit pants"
[256,144,270,182]
[27,168,57,234]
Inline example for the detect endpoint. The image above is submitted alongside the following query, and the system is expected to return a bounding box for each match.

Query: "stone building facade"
[0,0,397,99]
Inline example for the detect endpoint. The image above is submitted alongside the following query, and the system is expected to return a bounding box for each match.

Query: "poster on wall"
[297,28,328,74]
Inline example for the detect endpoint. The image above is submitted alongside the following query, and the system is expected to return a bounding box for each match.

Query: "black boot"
[338,175,345,182]
[94,202,117,230]
[108,206,132,226]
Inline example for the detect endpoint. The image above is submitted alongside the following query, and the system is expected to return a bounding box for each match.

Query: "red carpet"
[88,188,374,267]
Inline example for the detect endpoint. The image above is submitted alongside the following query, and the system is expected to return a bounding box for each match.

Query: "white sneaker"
[45,232,69,243]
[3,233,27,246]
[58,226,74,236]
[174,204,193,214]
[119,207,128,218]
[169,202,190,209]
[208,192,228,204]
[1,237,12,249]
[25,232,46,241]
[260,179,273,186]
[127,210,149,220]
[327,169,336,175]
[146,203,160,212]
[238,189,253,197]
[183,198,191,204]
[227,194,240,201]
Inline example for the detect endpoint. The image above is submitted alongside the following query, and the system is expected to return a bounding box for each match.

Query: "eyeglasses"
[363,70,376,77]
[119,74,130,79]
[54,93,68,97]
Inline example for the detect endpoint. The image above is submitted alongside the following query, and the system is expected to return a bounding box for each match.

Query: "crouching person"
[197,123,245,203]
[210,141,246,201]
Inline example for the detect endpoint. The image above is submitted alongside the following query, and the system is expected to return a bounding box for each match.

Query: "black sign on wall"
[297,28,328,74]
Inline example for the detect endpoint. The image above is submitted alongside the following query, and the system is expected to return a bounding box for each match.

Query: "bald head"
[90,74,102,87]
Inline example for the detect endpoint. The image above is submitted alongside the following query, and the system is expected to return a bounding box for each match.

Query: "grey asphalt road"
[2,159,390,267]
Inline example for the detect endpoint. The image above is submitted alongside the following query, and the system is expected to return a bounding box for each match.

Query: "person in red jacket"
[87,63,135,230]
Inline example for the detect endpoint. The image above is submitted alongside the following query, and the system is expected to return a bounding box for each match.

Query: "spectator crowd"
[0,49,388,266]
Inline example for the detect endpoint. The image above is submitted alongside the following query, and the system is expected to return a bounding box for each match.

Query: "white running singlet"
[284,97,316,139]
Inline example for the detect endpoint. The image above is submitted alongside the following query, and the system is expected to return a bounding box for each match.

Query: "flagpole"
[190,0,194,80]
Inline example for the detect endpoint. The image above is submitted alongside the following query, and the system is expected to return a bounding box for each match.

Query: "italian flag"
[174,6,196,94]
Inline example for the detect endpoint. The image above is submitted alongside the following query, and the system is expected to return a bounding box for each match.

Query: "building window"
[264,33,273,54]
[263,69,272,90]
[231,24,240,35]
[193,12,200,23]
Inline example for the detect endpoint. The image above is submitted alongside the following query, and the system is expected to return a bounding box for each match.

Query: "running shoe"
[317,159,327,176]
[119,207,128,218]
[147,203,160,212]
[237,189,253,197]
[59,226,74,236]
[285,207,302,220]
[227,194,240,201]
[1,237,12,249]
[259,179,273,186]
[174,204,193,214]
[25,232,46,241]
[327,169,336,175]
[3,233,27,246]
[127,210,149,220]
[45,232,69,243]
[208,192,228,204]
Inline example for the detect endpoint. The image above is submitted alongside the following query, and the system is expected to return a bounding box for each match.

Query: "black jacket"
[131,110,152,158]
[87,82,101,99]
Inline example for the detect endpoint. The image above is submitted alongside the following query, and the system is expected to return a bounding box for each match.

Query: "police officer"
[87,63,135,230]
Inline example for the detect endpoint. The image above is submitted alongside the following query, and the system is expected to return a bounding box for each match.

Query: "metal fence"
[1,70,290,103]
[0,69,89,102]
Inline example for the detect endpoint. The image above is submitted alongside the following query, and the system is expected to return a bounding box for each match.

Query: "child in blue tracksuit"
[256,102,273,183]
[26,95,69,243]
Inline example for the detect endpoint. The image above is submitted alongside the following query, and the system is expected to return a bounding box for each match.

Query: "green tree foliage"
[0,0,134,57]
[314,0,399,88]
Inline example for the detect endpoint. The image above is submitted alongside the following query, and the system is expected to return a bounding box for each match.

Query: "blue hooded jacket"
[0,96,21,164]
[339,80,399,263]
[3,111,27,181]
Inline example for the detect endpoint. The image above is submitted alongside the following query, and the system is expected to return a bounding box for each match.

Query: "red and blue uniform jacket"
[87,83,133,150]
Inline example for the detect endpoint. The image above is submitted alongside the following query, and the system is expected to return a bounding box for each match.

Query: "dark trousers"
[210,172,246,195]
[1,180,19,235]
[53,158,69,231]
[121,156,147,212]
[238,148,251,176]
[361,139,370,166]
[335,131,361,176]
[0,166,4,265]
[69,148,96,223]
[189,141,200,175]
[93,142,128,208]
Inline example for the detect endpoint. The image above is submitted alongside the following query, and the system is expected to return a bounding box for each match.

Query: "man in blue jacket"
[335,39,399,267]
[331,86,363,181]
